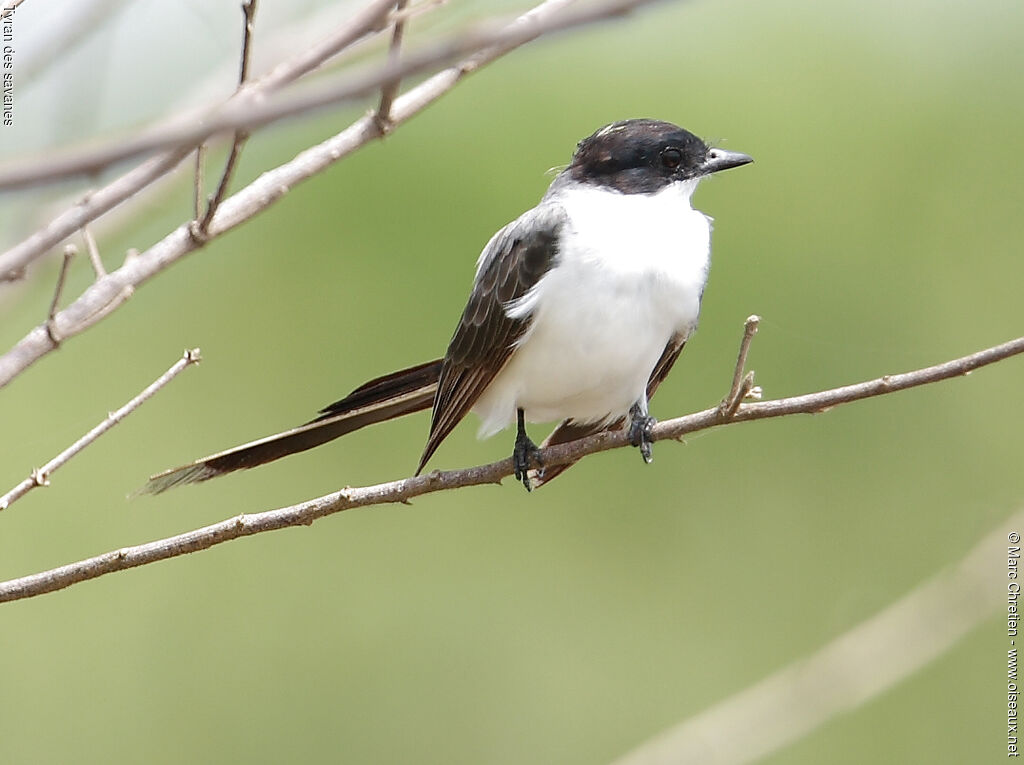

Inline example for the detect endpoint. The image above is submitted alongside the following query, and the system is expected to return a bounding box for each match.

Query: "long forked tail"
[140,360,442,495]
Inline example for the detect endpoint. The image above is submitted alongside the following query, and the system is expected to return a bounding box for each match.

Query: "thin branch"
[44,245,76,345]
[191,146,205,221]
[0,146,194,282]
[193,139,248,242]
[81,224,106,278]
[0,0,665,193]
[256,0,398,92]
[0,0,645,389]
[0,349,201,512]
[192,0,258,240]
[0,0,401,281]
[374,0,410,133]
[719,313,760,416]
[37,2,445,261]
[1,329,1022,602]
[237,0,257,85]
[608,506,1013,765]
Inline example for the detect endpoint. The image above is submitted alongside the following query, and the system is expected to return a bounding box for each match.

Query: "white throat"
[472,180,714,437]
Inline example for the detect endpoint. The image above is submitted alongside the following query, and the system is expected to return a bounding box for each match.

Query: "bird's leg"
[512,407,542,492]
[628,397,656,464]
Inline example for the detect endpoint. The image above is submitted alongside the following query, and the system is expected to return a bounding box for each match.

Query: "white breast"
[472,181,712,437]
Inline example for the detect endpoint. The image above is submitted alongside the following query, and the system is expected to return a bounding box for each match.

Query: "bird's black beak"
[701,148,754,176]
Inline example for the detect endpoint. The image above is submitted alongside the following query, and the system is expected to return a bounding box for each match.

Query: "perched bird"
[143,119,752,494]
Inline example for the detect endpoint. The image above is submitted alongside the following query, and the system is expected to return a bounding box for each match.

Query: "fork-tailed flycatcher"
[142,119,752,494]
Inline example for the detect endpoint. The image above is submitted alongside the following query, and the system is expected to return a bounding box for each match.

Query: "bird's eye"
[660,148,682,169]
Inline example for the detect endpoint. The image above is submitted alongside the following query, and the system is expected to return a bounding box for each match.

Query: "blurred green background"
[1,0,1022,762]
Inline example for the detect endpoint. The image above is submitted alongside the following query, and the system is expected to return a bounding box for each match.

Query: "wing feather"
[416,205,566,471]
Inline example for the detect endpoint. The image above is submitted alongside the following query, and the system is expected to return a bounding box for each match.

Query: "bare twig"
[237,0,257,85]
[0,0,664,193]
[1,329,1021,601]
[609,507,1013,765]
[0,0,651,389]
[192,0,258,241]
[45,245,76,345]
[0,349,201,512]
[192,144,244,240]
[81,225,105,278]
[256,0,398,91]
[0,0,401,281]
[0,147,194,283]
[191,146,205,222]
[719,314,760,416]
[374,0,410,134]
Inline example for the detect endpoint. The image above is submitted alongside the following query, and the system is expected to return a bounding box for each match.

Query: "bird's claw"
[628,413,656,464]
[513,433,543,492]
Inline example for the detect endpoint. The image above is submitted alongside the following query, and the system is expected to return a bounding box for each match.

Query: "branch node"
[45,320,60,347]
[45,321,62,348]
[187,220,211,246]
[331,487,358,509]
[30,468,49,488]
[372,111,396,137]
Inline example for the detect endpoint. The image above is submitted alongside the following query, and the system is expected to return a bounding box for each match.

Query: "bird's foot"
[513,431,543,492]
[628,407,657,464]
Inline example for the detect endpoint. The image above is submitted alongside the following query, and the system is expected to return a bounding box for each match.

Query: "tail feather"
[140,360,442,495]
[316,359,442,420]
[529,417,626,489]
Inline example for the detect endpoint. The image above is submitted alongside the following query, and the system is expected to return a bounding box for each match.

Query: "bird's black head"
[567,119,752,194]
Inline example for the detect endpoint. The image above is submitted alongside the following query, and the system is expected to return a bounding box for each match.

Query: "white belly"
[472,182,712,437]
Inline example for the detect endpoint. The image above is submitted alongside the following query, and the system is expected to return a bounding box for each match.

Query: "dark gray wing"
[531,333,688,488]
[645,333,689,400]
[416,204,566,472]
